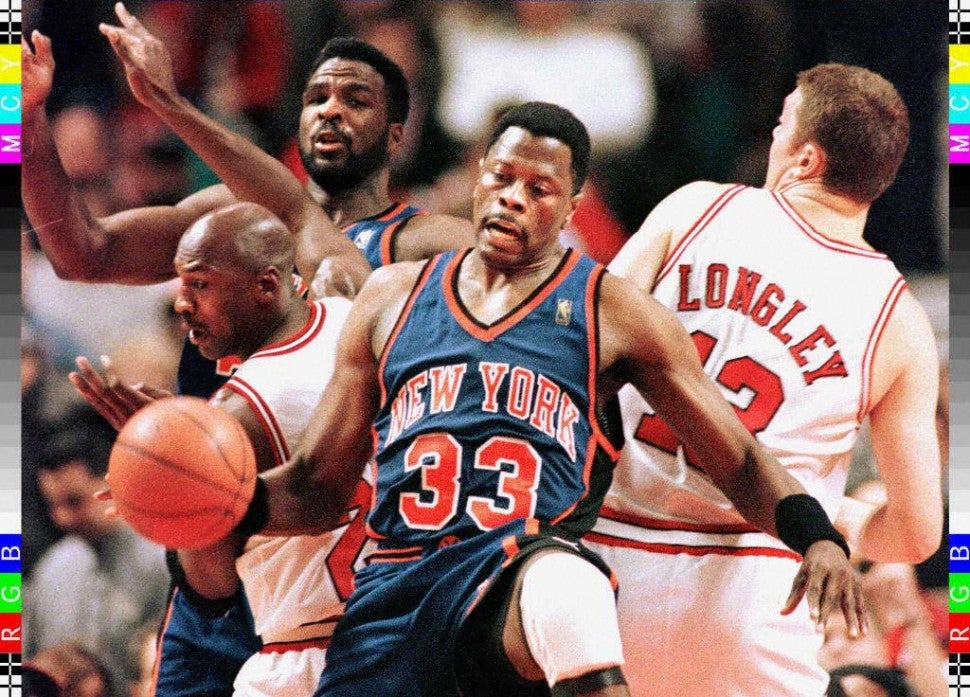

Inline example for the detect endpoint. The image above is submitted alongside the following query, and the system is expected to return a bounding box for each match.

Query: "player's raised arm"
[22,30,232,284]
[836,291,943,563]
[99,3,370,294]
[598,273,865,635]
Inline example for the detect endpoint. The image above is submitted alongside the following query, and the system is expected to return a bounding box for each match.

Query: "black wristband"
[235,476,269,538]
[775,494,850,559]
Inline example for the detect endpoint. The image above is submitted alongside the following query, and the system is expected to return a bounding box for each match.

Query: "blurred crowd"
[21,2,949,696]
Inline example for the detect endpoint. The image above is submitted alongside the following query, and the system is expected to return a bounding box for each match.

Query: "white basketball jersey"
[603,186,905,548]
[220,298,376,645]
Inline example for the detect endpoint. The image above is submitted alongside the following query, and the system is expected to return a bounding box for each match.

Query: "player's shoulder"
[359,259,430,302]
[643,181,742,249]
[659,181,740,221]
[597,269,672,330]
[884,285,937,352]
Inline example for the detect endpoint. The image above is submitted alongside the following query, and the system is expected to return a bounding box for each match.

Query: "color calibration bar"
[939,58,959,676]
[953,45,970,163]
[0,43,16,164]
[5,3,20,694]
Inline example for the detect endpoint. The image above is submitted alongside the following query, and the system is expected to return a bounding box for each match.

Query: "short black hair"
[40,428,112,477]
[309,37,410,125]
[485,102,591,195]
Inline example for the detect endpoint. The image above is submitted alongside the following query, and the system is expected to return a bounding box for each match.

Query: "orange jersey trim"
[443,248,582,342]
[376,257,440,406]
[148,592,179,696]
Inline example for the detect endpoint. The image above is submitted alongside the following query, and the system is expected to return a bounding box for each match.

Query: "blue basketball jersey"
[343,203,426,269]
[368,248,620,545]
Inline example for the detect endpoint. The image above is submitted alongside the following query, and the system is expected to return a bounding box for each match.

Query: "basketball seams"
[109,396,257,550]
[112,440,242,498]
[225,413,258,526]
[171,400,251,483]
[113,492,238,549]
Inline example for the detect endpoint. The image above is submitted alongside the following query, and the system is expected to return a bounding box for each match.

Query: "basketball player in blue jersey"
[226,101,867,697]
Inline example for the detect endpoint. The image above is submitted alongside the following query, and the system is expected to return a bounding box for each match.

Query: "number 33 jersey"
[368,248,621,545]
[606,186,906,536]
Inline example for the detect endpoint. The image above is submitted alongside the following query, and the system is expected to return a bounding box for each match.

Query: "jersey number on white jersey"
[634,331,784,470]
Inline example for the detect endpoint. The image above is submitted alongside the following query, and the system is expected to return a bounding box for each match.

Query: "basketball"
[108,396,257,550]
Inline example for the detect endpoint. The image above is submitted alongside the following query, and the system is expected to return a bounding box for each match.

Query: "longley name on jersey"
[385,360,581,461]
[675,262,848,386]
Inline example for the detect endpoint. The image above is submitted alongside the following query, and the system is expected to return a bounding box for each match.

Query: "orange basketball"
[108,396,257,550]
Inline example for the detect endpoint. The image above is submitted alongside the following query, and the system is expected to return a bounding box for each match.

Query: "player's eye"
[303,91,328,106]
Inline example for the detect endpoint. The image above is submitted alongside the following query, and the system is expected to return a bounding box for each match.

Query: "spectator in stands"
[25,429,169,697]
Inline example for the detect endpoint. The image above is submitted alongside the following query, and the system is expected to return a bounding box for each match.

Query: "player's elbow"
[46,257,98,282]
[47,254,117,283]
[889,507,944,563]
[906,517,943,564]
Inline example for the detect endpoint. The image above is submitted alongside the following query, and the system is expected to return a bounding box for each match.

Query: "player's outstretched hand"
[69,355,173,431]
[98,2,179,111]
[22,31,54,115]
[781,540,868,639]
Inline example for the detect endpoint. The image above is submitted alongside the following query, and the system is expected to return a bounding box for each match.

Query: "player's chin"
[479,235,528,263]
[196,340,226,362]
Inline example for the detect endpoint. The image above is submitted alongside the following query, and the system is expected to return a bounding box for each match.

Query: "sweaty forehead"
[174,233,222,275]
[486,127,573,180]
[307,57,385,91]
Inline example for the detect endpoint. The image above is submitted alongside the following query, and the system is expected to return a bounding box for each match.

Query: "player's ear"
[563,189,584,228]
[256,267,282,301]
[797,141,827,179]
[386,122,405,156]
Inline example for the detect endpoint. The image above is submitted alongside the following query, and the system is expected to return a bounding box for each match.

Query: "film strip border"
[2,5,18,695]
[0,0,17,45]
[953,46,970,163]
[955,0,970,44]
[956,534,970,695]
[0,654,18,697]
[0,535,20,697]
[0,38,15,164]
[955,654,970,694]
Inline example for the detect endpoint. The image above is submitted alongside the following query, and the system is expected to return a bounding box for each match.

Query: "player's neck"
[460,245,567,325]
[248,301,311,360]
[778,182,871,248]
[470,244,567,287]
[307,170,395,227]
